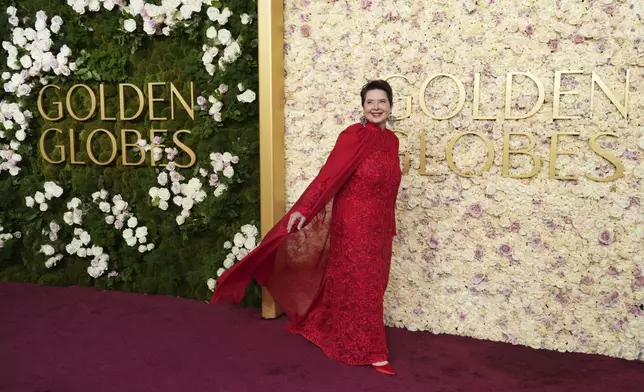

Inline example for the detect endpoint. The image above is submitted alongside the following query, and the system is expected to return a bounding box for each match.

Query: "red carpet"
[1,282,641,392]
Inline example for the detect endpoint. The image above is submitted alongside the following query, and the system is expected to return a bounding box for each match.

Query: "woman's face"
[362,89,391,127]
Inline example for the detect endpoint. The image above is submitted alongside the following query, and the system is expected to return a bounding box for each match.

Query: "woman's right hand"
[287,211,306,233]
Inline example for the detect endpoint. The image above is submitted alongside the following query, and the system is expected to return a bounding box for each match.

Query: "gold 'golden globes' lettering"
[591,70,630,119]
[384,75,412,120]
[37,85,63,121]
[586,133,624,182]
[473,73,495,120]
[121,129,146,166]
[99,84,116,121]
[384,69,632,121]
[39,128,65,164]
[548,132,579,180]
[36,82,198,168]
[147,82,167,121]
[553,71,582,120]
[68,129,86,165]
[502,132,541,179]
[419,133,435,176]
[86,128,118,165]
[418,74,466,120]
[446,132,494,177]
[66,84,97,121]
[119,83,145,121]
[392,130,624,182]
[172,130,197,168]
[504,72,545,120]
[170,82,195,121]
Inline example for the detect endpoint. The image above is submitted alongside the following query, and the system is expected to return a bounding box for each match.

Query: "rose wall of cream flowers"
[283,0,644,360]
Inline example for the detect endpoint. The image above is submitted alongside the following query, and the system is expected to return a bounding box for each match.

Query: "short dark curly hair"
[360,80,393,107]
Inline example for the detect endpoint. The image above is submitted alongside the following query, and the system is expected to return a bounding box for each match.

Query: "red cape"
[211,122,383,326]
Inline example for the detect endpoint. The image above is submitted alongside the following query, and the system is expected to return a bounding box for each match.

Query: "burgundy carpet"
[1,282,641,392]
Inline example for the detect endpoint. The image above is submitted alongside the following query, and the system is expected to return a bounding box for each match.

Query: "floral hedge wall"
[284,0,644,360]
[0,0,261,303]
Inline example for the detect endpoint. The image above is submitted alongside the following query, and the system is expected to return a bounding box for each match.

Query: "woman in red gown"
[212,80,402,375]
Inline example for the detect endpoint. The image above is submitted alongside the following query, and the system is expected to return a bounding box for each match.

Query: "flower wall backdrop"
[0,0,261,304]
[284,0,644,360]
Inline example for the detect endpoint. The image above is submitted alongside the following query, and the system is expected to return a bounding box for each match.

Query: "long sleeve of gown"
[289,126,370,221]
[211,123,379,318]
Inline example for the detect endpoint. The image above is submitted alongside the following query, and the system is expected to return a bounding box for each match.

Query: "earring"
[388,115,397,126]
[360,116,367,127]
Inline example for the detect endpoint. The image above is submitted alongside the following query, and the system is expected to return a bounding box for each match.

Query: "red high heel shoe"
[371,362,396,375]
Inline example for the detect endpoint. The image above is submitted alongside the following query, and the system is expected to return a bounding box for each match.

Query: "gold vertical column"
[258,0,285,319]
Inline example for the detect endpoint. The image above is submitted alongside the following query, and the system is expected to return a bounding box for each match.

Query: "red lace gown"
[287,127,401,364]
[211,122,401,365]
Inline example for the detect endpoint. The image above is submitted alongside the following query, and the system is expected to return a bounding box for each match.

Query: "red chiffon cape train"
[211,122,380,318]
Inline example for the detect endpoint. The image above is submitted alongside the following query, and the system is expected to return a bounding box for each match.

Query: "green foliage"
[0,1,261,306]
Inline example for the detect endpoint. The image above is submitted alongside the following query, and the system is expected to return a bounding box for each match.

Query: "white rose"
[222,41,241,63]
[63,211,73,225]
[138,244,147,253]
[173,195,183,206]
[241,235,256,250]
[157,172,168,186]
[127,217,138,228]
[91,246,103,256]
[34,191,45,204]
[14,129,26,143]
[25,196,35,207]
[59,45,71,57]
[135,226,148,239]
[181,198,194,210]
[146,243,155,251]
[123,228,133,239]
[207,7,220,21]
[158,200,169,211]
[39,202,48,212]
[207,278,216,291]
[223,166,234,178]
[126,237,137,247]
[176,215,185,225]
[223,258,234,268]
[35,19,46,32]
[216,267,225,277]
[233,233,245,247]
[99,202,110,213]
[240,13,251,25]
[223,241,232,249]
[149,187,159,199]
[206,26,217,39]
[79,231,90,245]
[158,188,170,201]
[40,244,55,256]
[77,247,87,257]
[19,55,33,69]
[217,29,232,45]
[237,89,256,103]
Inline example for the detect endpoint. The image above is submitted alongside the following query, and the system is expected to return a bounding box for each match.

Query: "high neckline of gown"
[364,121,389,132]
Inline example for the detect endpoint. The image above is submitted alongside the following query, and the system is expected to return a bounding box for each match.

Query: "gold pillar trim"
[258,0,285,319]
